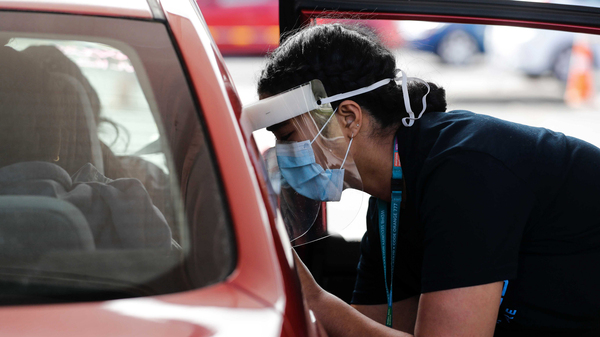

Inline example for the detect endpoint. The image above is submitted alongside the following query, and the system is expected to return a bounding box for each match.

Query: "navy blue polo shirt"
[351,110,600,335]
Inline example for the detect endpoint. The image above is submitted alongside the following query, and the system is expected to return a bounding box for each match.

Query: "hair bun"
[258,23,447,134]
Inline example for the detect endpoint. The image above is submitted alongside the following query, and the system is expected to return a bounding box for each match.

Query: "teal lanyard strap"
[377,199,390,325]
[378,137,403,328]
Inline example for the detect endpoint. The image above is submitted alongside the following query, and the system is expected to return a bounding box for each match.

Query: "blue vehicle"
[408,23,486,65]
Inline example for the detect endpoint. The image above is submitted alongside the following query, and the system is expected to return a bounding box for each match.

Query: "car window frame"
[0,9,237,302]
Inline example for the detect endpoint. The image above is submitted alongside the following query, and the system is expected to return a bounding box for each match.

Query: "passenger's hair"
[19,45,130,178]
[22,45,129,150]
[257,23,447,135]
[21,45,102,124]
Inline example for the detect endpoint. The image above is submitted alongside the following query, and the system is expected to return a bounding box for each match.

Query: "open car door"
[281,0,600,327]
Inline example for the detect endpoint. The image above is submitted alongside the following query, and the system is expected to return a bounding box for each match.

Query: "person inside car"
[21,44,178,240]
[244,23,600,337]
[0,45,172,250]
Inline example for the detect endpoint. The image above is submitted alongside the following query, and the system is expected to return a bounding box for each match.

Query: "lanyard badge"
[377,136,403,328]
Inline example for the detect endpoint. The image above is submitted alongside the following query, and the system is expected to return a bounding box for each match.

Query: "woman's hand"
[292,249,413,337]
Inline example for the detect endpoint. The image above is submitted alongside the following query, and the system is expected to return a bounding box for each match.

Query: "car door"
[0,1,320,336]
[278,0,600,325]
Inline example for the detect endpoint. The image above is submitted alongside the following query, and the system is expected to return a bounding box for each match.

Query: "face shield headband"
[240,70,431,135]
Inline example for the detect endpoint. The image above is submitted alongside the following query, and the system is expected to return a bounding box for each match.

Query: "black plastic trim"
[280,0,600,34]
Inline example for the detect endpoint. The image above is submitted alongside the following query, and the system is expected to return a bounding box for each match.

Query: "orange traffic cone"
[564,34,595,106]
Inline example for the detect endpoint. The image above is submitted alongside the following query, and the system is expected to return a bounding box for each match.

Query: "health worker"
[241,23,600,337]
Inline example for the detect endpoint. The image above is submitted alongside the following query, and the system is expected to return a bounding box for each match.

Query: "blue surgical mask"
[276,110,353,202]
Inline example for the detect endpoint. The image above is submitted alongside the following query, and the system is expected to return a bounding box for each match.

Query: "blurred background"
[198,0,600,241]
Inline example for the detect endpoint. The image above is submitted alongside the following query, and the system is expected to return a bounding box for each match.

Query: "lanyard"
[377,136,403,328]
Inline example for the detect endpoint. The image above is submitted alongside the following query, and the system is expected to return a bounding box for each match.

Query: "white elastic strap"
[308,106,352,169]
[320,78,392,105]
[398,70,431,127]
[340,136,353,169]
[310,107,339,145]
[319,71,431,128]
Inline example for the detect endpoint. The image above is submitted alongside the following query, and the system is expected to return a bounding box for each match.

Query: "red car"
[0,0,321,336]
[198,0,403,55]
[277,1,600,336]
[198,0,280,55]
[2,0,600,336]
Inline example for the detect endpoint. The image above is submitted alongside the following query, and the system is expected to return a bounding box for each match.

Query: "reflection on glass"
[0,11,233,304]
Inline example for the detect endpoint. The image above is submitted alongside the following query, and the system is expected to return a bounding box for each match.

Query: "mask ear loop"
[340,134,354,169]
[310,107,338,145]
[308,107,353,169]
[397,70,431,127]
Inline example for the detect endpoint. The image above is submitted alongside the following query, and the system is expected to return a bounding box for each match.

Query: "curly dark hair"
[257,23,447,135]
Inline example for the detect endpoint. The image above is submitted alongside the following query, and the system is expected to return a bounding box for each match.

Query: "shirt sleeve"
[417,151,534,293]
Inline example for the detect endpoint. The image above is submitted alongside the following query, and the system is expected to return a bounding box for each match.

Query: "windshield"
[0,11,234,304]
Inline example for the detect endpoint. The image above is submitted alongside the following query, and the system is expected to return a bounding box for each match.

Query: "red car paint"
[198,0,280,55]
[198,0,403,55]
[0,1,321,336]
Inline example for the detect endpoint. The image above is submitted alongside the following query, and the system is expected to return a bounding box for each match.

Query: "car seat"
[0,196,95,256]
[52,72,105,175]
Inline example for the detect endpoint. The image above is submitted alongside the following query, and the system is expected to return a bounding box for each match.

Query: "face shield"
[241,72,429,245]
[241,79,365,244]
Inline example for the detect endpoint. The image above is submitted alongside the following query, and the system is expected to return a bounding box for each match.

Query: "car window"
[0,11,235,305]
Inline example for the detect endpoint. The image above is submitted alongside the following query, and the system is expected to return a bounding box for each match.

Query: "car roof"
[0,0,154,19]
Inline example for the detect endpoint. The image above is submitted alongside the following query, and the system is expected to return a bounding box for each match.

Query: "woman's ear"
[337,100,362,137]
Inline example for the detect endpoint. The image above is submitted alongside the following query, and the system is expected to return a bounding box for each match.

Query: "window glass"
[8,39,167,171]
[0,11,234,304]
